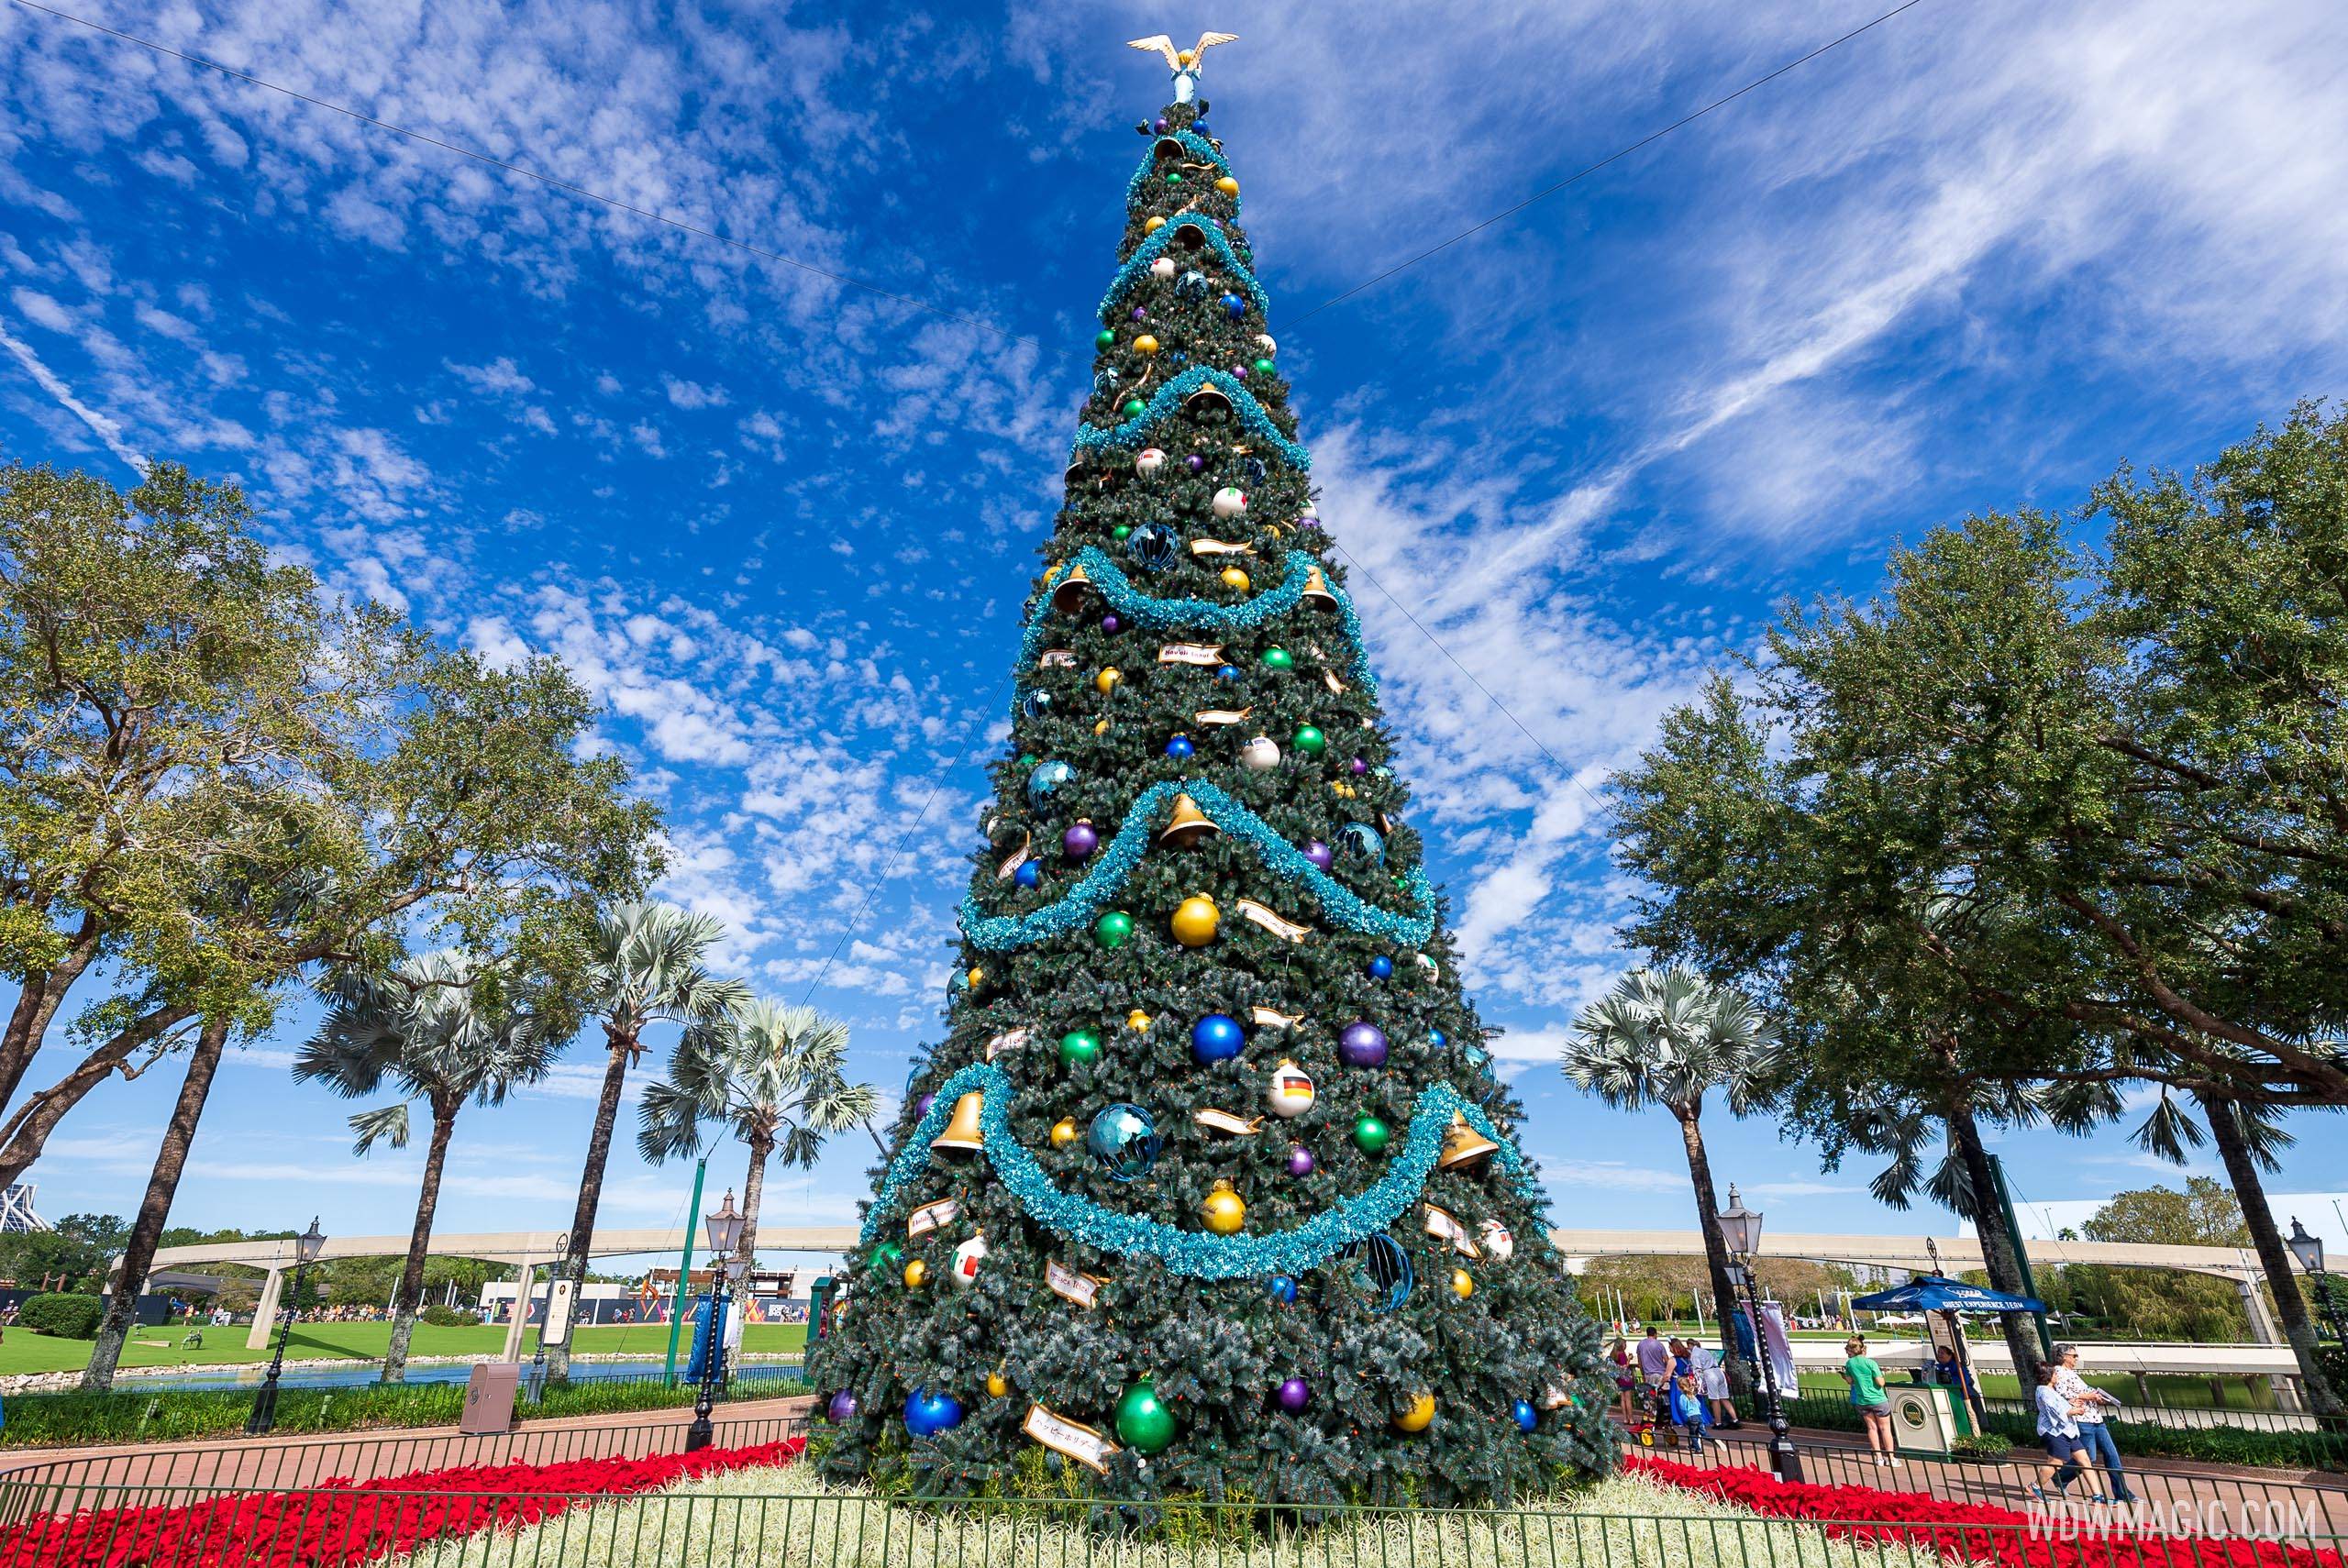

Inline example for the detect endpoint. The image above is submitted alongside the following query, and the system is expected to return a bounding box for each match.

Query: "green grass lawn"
[0,1320,808,1377]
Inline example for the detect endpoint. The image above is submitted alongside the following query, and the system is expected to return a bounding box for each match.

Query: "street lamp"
[248,1217,327,1436]
[684,1191,746,1453]
[1717,1187,1803,1483]
[2289,1219,2345,1344]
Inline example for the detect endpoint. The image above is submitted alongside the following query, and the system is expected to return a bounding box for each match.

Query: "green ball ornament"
[1113,525,1133,540]
[1252,358,1276,376]
[1096,330,1116,350]
[1260,646,1294,672]
[1293,725,1326,756]
[1058,1029,1102,1067]
[1114,1375,1177,1453]
[1354,1114,1392,1154]
[1122,399,1146,420]
[1166,171,1184,185]
[1018,753,1038,768]
[870,1240,904,1275]
[1093,910,1135,950]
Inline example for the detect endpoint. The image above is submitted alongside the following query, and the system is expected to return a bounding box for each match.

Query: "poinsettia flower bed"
[1627,1456,2342,1568]
[0,1436,804,1568]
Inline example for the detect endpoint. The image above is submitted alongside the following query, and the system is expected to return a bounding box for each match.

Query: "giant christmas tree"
[806,46,1614,1507]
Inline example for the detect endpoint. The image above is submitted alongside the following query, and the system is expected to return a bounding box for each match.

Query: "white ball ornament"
[1479,1220,1514,1261]
[1136,447,1168,478]
[951,1231,989,1289]
[1213,487,1248,519]
[1150,257,1178,281]
[1240,734,1282,770]
[1254,333,1278,355]
[1266,1058,1316,1119]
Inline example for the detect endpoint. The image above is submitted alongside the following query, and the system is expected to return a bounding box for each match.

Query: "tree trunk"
[545,1031,632,1380]
[0,1003,197,1188]
[737,1133,772,1264]
[384,1098,459,1384]
[2201,1092,2344,1417]
[1671,1100,1753,1394]
[1944,1099,2045,1389]
[0,914,100,1112]
[81,1015,230,1392]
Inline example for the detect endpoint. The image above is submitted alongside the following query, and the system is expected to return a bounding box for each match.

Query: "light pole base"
[247,1379,280,1436]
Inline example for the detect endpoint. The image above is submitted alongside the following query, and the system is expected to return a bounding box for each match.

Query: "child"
[1668,1340,1711,1454]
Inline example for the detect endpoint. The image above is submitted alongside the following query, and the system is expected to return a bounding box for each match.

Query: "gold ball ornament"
[1221,567,1251,591]
[1394,1391,1436,1432]
[987,1370,1010,1398]
[1094,718,1112,735]
[903,1259,930,1289]
[1171,892,1221,946]
[1202,1177,1246,1234]
[1096,667,1122,695]
[1050,1117,1079,1148]
[1215,175,1240,196]
[1145,215,1166,234]
[966,966,986,989]
[1451,1269,1475,1299]
[1135,334,1161,356]
[1126,1009,1153,1032]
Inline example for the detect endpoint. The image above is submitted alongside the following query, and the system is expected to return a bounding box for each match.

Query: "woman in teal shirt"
[1840,1334,1898,1467]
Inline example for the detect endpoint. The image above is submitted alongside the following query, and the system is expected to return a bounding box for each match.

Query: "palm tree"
[295,951,561,1381]
[544,901,748,1378]
[1567,966,1778,1394]
[637,999,876,1264]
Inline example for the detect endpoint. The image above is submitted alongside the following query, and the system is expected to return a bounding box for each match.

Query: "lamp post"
[1717,1187,1802,1483]
[684,1190,746,1453]
[2289,1219,2346,1344]
[247,1217,327,1436]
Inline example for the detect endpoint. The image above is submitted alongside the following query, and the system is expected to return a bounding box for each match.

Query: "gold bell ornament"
[1171,892,1221,946]
[1050,1117,1079,1148]
[1439,1111,1499,1171]
[1159,791,1221,846]
[1393,1391,1435,1432]
[1301,566,1340,613]
[930,1090,986,1154]
[1202,1178,1246,1235]
[1049,562,1096,614]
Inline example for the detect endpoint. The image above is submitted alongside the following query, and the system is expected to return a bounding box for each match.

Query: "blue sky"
[3,0,2346,1270]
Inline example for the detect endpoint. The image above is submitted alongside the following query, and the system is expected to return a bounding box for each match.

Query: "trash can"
[461,1362,520,1435]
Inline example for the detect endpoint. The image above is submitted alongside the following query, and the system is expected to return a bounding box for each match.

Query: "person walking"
[1840,1333,1898,1467]
[2032,1363,2103,1504]
[1609,1337,1637,1425]
[1635,1324,1672,1425]
[1689,1338,1740,1428]
[2051,1344,2137,1503]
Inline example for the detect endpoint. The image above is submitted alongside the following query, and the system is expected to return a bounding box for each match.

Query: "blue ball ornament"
[1165,734,1196,760]
[1190,1012,1245,1063]
[1268,1274,1299,1305]
[1216,664,1239,682]
[1014,861,1042,889]
[903,1387,964,1438]
[1430,1029,1449,1049]
[1085,1101,1162,1181]
[1367,955,1394,980]
[1024,759,1074,811]
[1221,292,1246,320]
[1514,1398,1540,1432]
[1126,521,1180,571]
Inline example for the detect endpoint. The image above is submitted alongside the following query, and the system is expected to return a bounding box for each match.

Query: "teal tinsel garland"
[1073,367,1311,469]
[1097,215,1269,322]
[1124,131,1232,208]
[959,777,1434,952]
[1016,547,1373,712]
[862,1062,1538,1277]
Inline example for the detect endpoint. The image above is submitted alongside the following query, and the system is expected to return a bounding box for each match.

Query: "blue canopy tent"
[1852,1275,2046,1430]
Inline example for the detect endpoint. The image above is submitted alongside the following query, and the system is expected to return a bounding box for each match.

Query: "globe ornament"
[1276,1376,1310,1412]
[827,1389,858,1423]
[1354,1114,1392,1154]
[1335,822,1386,865]
[1175,268,1210,300]
[1086,1102,1163,1181]
[904,1387,964,1439]
[1191,1012,1245,1063]
[1025,759,1073,810]
[1393,1391,1435,1433]
[1093,910,1134,949]
[1014,861,1041,889]
[1135,447,1168,477]
[1265,1058,1314,1118]
[1514,1398,1539,1432]
[1150,257,1177,280]
[1064,822,1100,861]
[1239,734,1281,770]
[1050,1117,1078,1148]
[1268,1274,1299,1304]
[1171,893,1221,946]
[1338,1021,1390,1068]
[1020,688,1053,720]
[1202,1177,1246,1234]
[1213,486,1248,518]
[1292,725,1325,756]
[1058,1029,1102,1066]
[1338,1233,1413,1311]
[1126,521,1180,570]
[1114,1375,1177,1454]
[1259,646,1293,671]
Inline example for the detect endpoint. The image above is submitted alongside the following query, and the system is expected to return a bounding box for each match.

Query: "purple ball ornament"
[1277,1377,1312,1413]
[1299,507,1322,531]
[1286,1142,1315,1177]
[1131,305,1147,321]
[1233,364,1249,379]
[1102,613,1122,635]
[827,1389,859,1423]
[1063,822,1101,861]
[1350,756,1369,776]
[1337,1021,1390,1068]
[914,1092,936,1119]
[1185,453,1207,474]
[1303,839,1334,872]
[1153,117,1169,133]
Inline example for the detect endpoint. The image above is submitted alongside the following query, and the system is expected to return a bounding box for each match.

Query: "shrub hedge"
[418,1305,481,1328]
[15,1293,103,1339]
[1782,1394,2346,1472]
